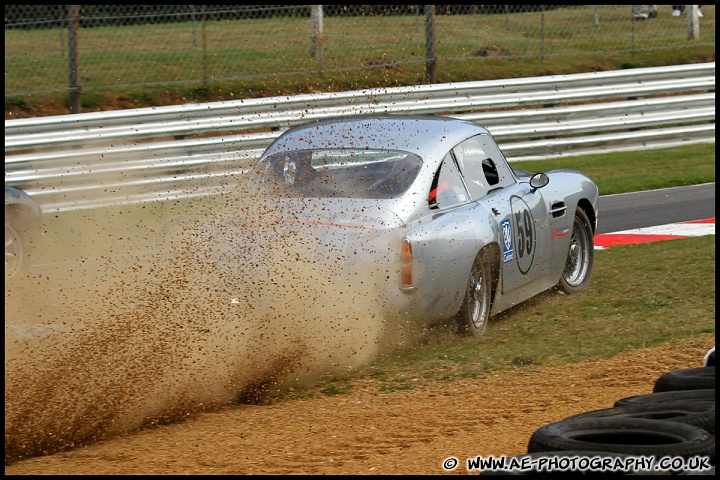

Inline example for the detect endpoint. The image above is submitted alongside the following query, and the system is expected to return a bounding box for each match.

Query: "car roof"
[263,114,491,164]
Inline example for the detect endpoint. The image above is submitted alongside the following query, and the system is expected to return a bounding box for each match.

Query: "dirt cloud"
[5,188,418,464]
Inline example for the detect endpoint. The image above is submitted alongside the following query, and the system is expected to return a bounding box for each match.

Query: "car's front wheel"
[557,207,594,294]
[457,250,492,337]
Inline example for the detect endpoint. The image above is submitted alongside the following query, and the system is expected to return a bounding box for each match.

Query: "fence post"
[201,5,208,87]
[424,5,436,84]
[631,6,637,57]
[310,5,324,67]
[67,4,81,114]
[687,5,700,41]
[540,6,545,61]
[593,5,600,29]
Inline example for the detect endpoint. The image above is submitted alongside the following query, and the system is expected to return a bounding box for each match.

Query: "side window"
[474,134,516,188]
[428,152,469,209]
[482,158,499,186]
[452,138,489,200]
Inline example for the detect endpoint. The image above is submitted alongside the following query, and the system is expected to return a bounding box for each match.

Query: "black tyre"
[557,207,594,294]
[527,417,715,461]
[456,250,492,337]
[562,401,715,436]
[615,389,715,407]
[677,465,715,476]
[653,367,715,393]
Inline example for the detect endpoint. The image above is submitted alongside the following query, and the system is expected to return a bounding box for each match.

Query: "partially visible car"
[5,185,43,280]
[203,115,599,337]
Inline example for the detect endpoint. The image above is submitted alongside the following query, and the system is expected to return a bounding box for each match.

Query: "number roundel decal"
[509,195,536,274]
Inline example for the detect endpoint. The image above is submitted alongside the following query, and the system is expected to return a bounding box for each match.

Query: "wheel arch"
[576,198,596,234]
[481,241,502,307]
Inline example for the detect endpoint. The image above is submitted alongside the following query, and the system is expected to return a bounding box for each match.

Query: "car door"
[457,134,551,295]
[404,150,485,316]
[406,136,550,317]
[482,184,550,294]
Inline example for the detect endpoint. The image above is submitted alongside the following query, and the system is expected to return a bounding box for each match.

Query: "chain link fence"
[4,5,715,105]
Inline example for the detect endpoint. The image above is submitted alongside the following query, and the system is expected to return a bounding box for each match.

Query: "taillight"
[400,238,413,288]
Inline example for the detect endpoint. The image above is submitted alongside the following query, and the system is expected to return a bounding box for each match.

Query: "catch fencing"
[4,62,715,212]
[4,5,714,111]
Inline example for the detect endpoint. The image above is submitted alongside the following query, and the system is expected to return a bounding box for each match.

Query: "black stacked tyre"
[653,367,715,393]
[516,355,716,475]
[558,400,715,436]
[527,417,714,462]
[615,389,715,407]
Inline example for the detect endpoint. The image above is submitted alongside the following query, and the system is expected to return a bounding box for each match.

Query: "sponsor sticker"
[501,219,514,263]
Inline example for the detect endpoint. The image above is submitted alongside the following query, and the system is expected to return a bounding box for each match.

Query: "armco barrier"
[4,63,715,212]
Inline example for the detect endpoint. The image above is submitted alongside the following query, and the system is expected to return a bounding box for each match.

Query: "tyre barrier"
[561,400,715,436]
[615,388,715,408]
[504,354,716,476]
[527,417,714,462]
[678,465,716,476]
[653,366,715,393]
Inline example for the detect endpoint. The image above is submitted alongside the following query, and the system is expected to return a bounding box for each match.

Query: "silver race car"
[5,185,43,280]
[233,114,598,337]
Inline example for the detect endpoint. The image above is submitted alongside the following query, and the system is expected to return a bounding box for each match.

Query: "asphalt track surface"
[594,182,715,249]
[596,182,715,234]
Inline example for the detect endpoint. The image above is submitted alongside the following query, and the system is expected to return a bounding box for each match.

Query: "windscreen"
[254,148,423,199]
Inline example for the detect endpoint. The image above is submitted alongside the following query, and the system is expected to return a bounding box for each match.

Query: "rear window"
[254,148,423,199]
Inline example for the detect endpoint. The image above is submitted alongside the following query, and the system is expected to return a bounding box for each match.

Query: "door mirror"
[529,172,549,191]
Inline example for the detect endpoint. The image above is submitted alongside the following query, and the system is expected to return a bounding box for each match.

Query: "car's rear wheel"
[457,250,492,337]
[557,207,594,294]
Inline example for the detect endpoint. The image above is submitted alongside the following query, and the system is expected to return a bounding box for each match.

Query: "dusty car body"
[5,185,43,280]
[225,115,599,337]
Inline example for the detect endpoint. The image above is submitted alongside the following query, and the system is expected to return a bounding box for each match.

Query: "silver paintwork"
[244,114,599,328]
[5,185,43,280]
